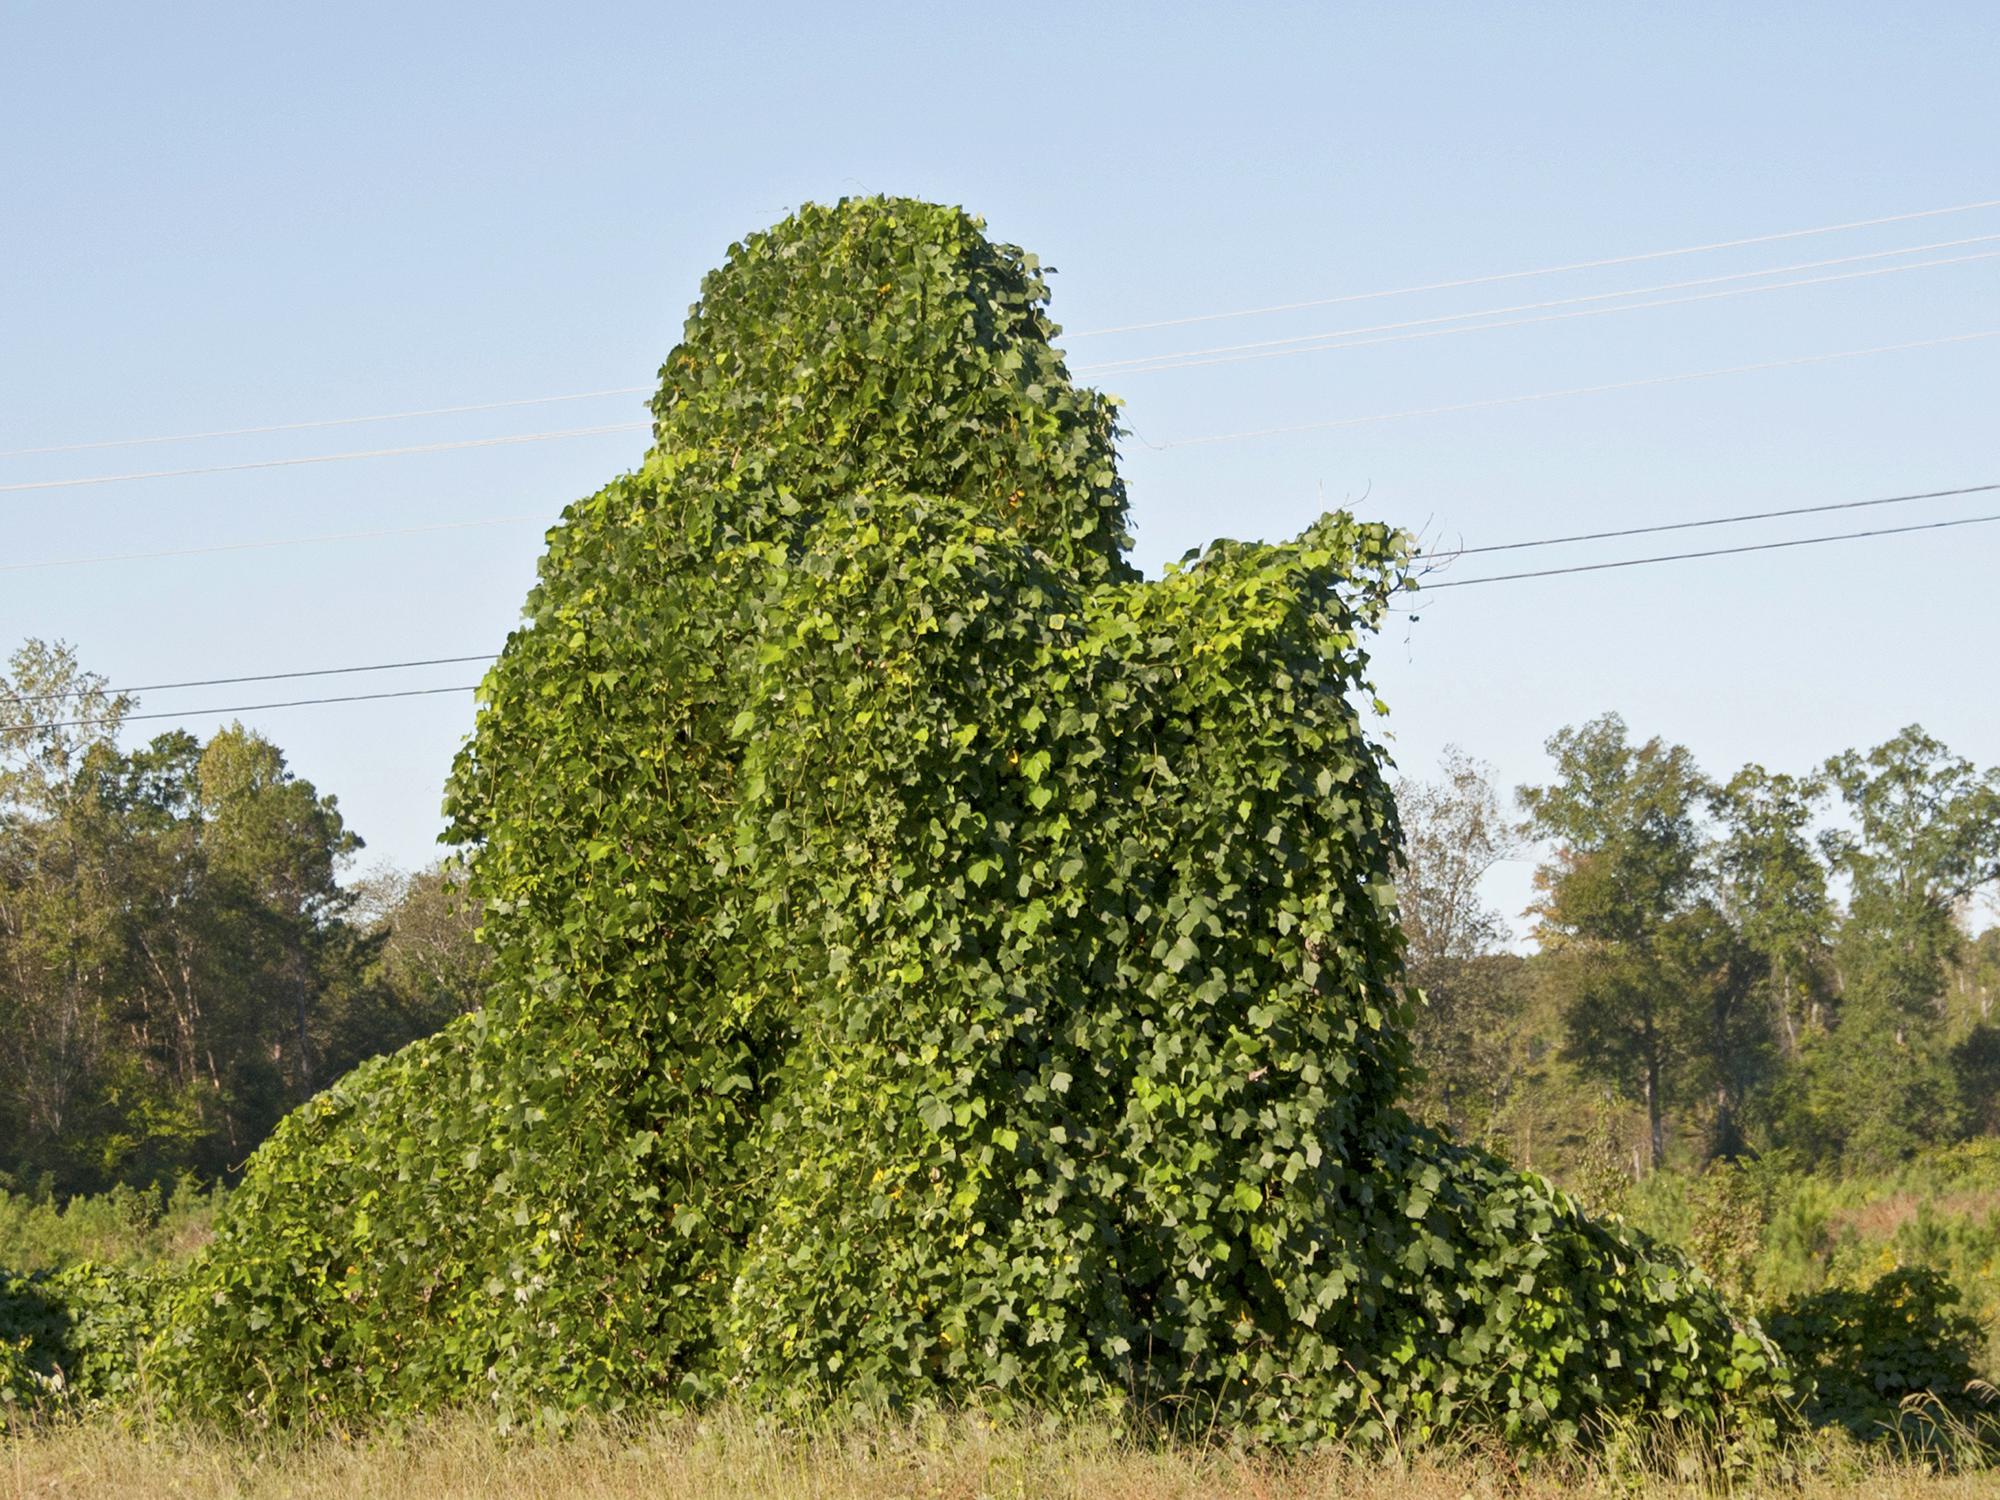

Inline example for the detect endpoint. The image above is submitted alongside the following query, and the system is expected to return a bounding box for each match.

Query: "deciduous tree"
[1520,715,1756,1170]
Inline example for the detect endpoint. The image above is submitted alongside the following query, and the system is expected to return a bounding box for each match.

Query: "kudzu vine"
[16,198,1788,1445]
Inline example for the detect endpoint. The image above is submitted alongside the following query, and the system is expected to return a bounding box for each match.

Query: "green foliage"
[152,197,1782,1446]
[1394,750,1531,1144]
[1625,1143,2000,1391]
[1793,730,2000,1170]
[1713,765,1834,1070]
[2,636,502,1200]
[0,1178,221,1274]
[1766,1267,1990,1439]
[0,644,392,1194]
[1404,954,1537,1146]
[1521,716,1765,1168]
[0,1261,166,1418]
[351,861,490,1039]
[1682,1161,1777,1307]
[1510,719,2000,1179]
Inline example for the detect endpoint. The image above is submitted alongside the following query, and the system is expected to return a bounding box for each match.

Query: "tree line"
[0,641,486,1196]
[7,635,1996,1200]
[1400,716,2000,1181]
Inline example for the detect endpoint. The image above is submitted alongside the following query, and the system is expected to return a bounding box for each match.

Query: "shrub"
[154,197,1785,1445]
[0,1262,166,1418]
[1766,1266,1990,1438]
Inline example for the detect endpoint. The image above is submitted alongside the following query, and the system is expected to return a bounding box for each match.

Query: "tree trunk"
[293,955,314,1093]
[1642,1060,1665,1174]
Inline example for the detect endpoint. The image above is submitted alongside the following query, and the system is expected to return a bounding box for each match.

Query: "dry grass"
[2,1410,1992,1500]
[1825,1189,2000,1241]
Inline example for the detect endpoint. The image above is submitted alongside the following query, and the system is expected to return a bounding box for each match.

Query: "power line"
[13,477,1980,595]
[0,423,649,495]
[8,200,1997,466]
[1157,329,2000,447]
[1422,511,2000,590]
[1063,195,2000,338]
[21,519,1996,726]
[1431,481,2000,558]
[1,515,545,574]
[11,326,1994,492]
[1097,250,2000,378]
[13,485,1997,731]
[18,683,481,733]
[0,389,652,462]
[9,654,501,706]
[1078,238,2000,375]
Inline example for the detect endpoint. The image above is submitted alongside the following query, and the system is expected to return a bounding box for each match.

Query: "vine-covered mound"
[151,198,1784,1443]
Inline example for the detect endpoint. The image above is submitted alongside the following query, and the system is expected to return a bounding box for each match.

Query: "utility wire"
[1422,511,2000,589]
[1064,196,2000,338]
[0,423,649,495]
[19,683,481,733]
[9,654,501,706]
[0,389,652,462]
[8,201,1997,463]
[19,512,2000,736]
[11,480,1993,719]
[18,475,1987,587]
[1100,251,2000,377]
[1158,329,2000,447]
[11,328,1995,489]
[1078,238,2000,374]
[16,513,1997,729]
[1431,482,2000,558]
[1,515,545,574]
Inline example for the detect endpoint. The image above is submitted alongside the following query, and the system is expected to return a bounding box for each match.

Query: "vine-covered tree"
[148,199,1780,1446]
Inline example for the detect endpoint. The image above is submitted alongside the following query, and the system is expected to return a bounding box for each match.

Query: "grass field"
[7,1156,1996,1495]
[4,1410,1994,1500]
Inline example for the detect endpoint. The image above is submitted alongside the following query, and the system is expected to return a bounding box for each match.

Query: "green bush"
[1627,1144,2000,1387]
[1,1262,166,1417]
[152,197,1784,1445]
[1766,1266,1991,1440]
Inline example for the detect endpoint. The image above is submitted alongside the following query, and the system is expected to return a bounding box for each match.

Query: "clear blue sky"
[5,4,1996,935]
